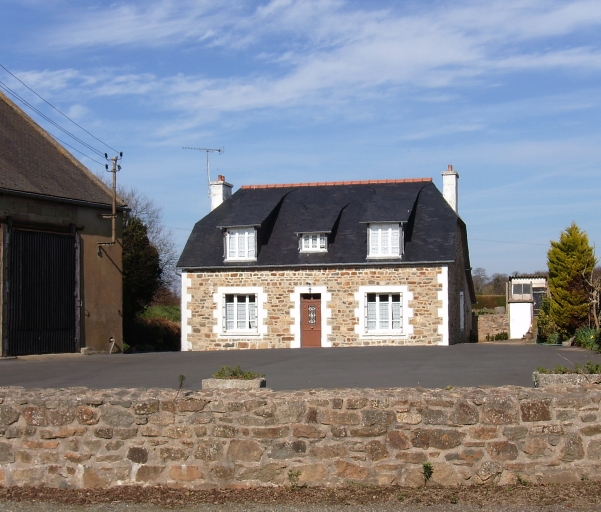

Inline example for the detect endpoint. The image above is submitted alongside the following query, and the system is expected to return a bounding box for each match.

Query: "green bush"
[536,361,601,374]
[485,332,509,341]
[213,365,265,380]
[574,326,601,351]
[536,297,560,343]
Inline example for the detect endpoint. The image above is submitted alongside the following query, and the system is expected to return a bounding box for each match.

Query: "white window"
[368,223,401,258]
[366,293,403,333]
[511,282,532,300]
[226,227,256,261]
[355,286,413,338]
[224,294,257,332]
[300,233,327,253]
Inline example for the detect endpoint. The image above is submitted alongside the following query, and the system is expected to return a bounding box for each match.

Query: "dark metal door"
[7,229,78,356]
[301,294,321,348]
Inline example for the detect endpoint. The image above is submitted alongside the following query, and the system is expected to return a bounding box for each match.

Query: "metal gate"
[6,229,79,356]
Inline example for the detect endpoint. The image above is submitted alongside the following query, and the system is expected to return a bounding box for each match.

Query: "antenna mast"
[183,147,224,197]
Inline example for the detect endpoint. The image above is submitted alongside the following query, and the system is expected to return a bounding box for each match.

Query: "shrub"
[485,332,509,341]
[124,316,180,352]
[574,326,600,351]
[213,365,265,380]
[536,361,601,374]
[474,295,506,310]
[536,297,559,343]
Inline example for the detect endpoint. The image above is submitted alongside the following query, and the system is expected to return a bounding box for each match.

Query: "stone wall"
[1,385,600,489]
[476,314,510,342]
[183,265,448,351]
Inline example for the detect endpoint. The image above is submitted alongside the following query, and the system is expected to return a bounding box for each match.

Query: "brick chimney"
[209,174,233,211]
[441,164,459,214]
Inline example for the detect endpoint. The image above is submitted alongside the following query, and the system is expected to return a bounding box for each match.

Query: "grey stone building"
[177,167,475,350]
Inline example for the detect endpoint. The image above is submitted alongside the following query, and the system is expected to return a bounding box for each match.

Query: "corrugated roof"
[0,91,117,206]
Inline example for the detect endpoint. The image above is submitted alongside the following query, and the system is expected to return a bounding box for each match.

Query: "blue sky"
[2,0,601,276]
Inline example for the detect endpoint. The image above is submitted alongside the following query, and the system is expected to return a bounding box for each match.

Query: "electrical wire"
[471,238,547,246]
[0,63,119,154]
[0,80,107,158]
[48,134,105,166]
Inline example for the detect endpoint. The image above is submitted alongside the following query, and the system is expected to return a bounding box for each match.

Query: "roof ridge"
[241,178,432,189]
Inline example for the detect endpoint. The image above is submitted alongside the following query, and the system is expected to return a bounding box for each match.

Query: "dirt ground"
[1,481,601,509]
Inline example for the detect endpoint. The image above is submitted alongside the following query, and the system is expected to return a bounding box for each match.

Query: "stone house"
[177,166,475,350]
[0,91,126,356]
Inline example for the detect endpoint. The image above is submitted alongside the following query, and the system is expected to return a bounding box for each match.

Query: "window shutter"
[226,300,235,331]
[369,226,378,256]
[228,231,236,259]
[249,297,257,330]
[367,296,376,331]
[392,300,402,330]
[248,229,256,258]
[391,225,400,255]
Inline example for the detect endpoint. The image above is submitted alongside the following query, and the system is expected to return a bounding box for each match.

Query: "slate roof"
[178,178,465,269]
[0,91,118,207]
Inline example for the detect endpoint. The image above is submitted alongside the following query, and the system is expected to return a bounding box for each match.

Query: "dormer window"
[368,223,402,258]
[225,227,256,261]
[300,233,327,253]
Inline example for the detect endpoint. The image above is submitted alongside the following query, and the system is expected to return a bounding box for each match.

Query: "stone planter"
[532,371,601,388]
[201,377,266,390]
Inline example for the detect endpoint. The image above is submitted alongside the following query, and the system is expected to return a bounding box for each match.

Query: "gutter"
[0,188,130,212]
[178,260,454,272]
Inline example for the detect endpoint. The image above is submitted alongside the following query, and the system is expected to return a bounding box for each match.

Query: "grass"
[140,305,180,323]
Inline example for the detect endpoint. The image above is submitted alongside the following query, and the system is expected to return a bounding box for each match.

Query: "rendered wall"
[0,194,123,355]
[183,265,445,351]
[0,385,600,489]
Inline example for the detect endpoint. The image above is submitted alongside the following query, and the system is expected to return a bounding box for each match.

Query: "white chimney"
[209,174,233,211]
[441,164,459,213]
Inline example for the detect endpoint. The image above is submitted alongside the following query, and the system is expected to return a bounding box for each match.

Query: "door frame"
[290,285,331,348]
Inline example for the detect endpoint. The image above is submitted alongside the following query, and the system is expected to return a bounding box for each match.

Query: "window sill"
[220,332,261,338]
[362,332,406,337]
[300,249,328,254]
[224,258,257,263]
[366,255,402,260]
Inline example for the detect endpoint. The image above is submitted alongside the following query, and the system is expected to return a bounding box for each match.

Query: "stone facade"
[0,385,600,489]
[183,265,448,351]
[476,314,510,342]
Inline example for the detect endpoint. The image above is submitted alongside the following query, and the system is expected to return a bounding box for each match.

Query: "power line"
[0,63,119,153]
[471,238,548,246]
[0,80,106,158]
[48,134,105,166]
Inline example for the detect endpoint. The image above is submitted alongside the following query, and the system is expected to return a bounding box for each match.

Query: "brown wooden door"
[301,294,321,347]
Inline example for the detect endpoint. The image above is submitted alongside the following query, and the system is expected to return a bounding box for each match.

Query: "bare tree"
[117,185,179,295]
[472,268,488,295]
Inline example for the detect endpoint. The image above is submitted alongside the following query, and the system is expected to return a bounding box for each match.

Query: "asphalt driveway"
[1,343,601,391]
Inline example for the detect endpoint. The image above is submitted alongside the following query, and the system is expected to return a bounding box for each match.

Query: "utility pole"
[98,152,123,248]
[183,147,223,197]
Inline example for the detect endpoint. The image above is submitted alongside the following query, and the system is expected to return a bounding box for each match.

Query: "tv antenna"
[183,147,224,197]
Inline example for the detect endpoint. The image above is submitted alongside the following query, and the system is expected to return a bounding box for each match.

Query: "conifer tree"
[547,223,596,335]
